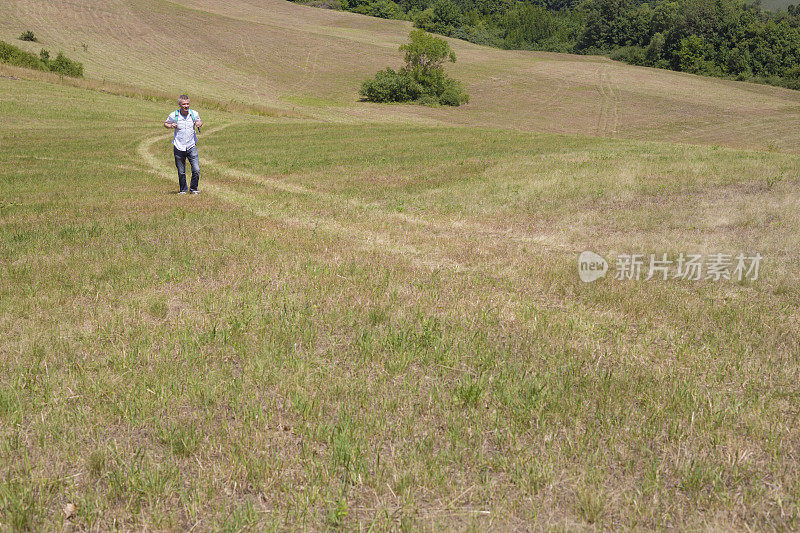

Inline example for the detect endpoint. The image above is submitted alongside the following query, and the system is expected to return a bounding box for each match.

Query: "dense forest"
[296,0,800,89]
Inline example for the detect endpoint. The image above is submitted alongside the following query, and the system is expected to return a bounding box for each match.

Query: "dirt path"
[137,126,579,279]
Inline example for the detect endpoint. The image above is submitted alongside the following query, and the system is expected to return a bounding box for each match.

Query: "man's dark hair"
[178,94,190,103]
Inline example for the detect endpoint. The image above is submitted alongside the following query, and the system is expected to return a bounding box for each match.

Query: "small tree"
[360,30,468,106]
[400,29,456,74]
[49,52,84,77]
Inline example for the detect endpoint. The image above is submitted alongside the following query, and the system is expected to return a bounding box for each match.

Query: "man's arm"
[164,117,178,129]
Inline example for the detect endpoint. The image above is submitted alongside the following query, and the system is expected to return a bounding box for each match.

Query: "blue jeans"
[173,145,200,192]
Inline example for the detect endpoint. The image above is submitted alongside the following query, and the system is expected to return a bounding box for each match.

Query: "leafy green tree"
[433,0,462,27]
[502,5,559,48]
[645,31,666,64]
[413,0,463,34]
[360,30,468,105]
[727,44,752,75]
[413,8,437,31]
[577,0,646,50]
[676,0,717,38]
[674,34,719,74]
[354,0,407,19]
[400,28,457,73]
[650,1,679,34]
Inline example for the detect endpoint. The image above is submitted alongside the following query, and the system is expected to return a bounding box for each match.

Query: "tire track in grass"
[137,125,467,272]
[203,157,319,197]
[596,66,609,136]
[202,157,578,253]
[139,127,600,325]
[288,47,322,96]
[606,65,620,135]
[595,65,620,137]
[139,123,577,283]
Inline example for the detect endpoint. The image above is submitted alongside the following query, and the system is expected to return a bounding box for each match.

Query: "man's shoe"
[178,190,188,195]
[189,189,199,194]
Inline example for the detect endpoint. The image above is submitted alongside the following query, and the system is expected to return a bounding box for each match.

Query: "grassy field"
[2,73,800,530]
[2,0,800,530]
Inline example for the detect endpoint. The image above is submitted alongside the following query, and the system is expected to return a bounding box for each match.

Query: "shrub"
[438,79,469,106]
[360,68,422,102]
[360,30,469,106]
[610,45,647,66]
[49,52,84,77]
[0,40,47,71]
[0,40,83,77]
[404,65,468,105]
[19,30,37,42]
[417,94,440,106]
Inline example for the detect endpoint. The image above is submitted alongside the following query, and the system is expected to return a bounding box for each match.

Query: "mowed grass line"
[2,78,800,531]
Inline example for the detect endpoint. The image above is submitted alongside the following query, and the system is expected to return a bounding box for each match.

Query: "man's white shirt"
[166,110,200,151]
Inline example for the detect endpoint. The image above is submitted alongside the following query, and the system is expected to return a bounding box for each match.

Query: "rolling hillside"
[2,0,800,530]
[3,0,800,151]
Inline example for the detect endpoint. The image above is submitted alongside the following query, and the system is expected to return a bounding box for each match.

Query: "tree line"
[297,0,800,89]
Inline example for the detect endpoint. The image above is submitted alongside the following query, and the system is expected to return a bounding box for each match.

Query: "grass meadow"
[2,73,800,531]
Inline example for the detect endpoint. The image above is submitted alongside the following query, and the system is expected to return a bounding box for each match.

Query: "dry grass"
[2,0,800,530]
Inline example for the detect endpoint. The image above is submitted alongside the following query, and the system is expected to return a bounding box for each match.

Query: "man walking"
[164,95,203,194]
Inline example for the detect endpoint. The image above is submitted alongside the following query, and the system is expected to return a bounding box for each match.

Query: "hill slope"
[3,1,800,530]
[3,0,800,151]
[3,72,800,531]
